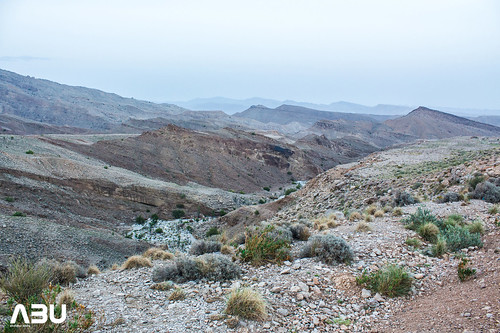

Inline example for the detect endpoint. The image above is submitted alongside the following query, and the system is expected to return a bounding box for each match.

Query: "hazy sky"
[1,0,499,109]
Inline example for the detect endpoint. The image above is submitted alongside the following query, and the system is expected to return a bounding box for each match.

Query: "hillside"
[385,106,500,139]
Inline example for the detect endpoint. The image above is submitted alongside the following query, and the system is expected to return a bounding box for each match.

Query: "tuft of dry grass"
[87,265,100,275]
[356,221,372,233]
[151,281,174,291]
[392,207,403,216]
[374,210,384,218]
[111,264,119,270]
[366,205,377,215]
[121,256,152,269]
[221,244,234,255]
[364,214,373,222]
[225,288,267,321]
[143,247,174,260]
[58,289,74,306]
[168,288,186,301]
[349,212,362,221]
[314,215,337,229]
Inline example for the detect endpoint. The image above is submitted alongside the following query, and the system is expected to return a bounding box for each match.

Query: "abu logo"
[10,304,66,325]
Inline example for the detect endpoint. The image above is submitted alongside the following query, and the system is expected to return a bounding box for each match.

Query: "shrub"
[468,173,485,191]
[393,191,417,207]
[392,207,403,216]
[356,265,412,297]
[40,260,83,285]
[489,205,499,214]
[405,238,421,248]
[349,212,362,221]
[469,180,500,203]
[225,288,267,321]
[457,258,476,281]
[168,288,186,301]
[355,221,372,233]
[135,216,146,224]
[437,192,462,203]
[12,211,25,217]
[466,221,484,235]
[418,223,440,243]
[442,225,482,252]
[172,209,185,219]
[189,240,222,255]
[431,236,447,257]
[4,196,15,202]
[152,254,241,282]
[155,227,164,234]
[206,226,220,237]
[150,281,174,291]
[87,265,100,275]
[143,247,174,260]
[0,258,52,303]
[284,188,297,196]
[289,223,311,241]
[239,225,291,265]
[221,244,234,255]
[300,234,353,265]
[374,210,384,218]
[58,289,74,306]
[402,208,441,231]
[383,205,393,213]
[25,150,34,154]
[366,205,377,215]
[121,256,153,269]
[263,186,270,191]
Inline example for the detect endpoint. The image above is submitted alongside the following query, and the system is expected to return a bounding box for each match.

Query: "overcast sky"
[1,0,499,110]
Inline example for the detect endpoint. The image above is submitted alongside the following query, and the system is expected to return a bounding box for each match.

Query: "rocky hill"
[385,107,500,139]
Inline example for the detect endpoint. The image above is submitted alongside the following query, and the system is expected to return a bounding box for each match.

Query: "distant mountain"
[0,114,89,135]
[467,116,500,127]
[234,104,381,125]
[0,68,186,131]
[384,107,500,139]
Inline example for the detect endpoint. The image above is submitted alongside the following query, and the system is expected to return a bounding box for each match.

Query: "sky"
[0,0,499,110]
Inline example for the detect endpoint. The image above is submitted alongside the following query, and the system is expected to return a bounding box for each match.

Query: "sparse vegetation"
[172,209,185,219]
[284,188,297,196]
[225,288,267,321]
[402,208,440,231]
[349,211,362,221]
[405,237,421,248]
[374,210,384,218]
[87,265,101,275]
[189,240,222,255]
[431,236,447,257]
[457,258,476,281]
[466,220,485,235]
[366,205,377,215]
[143,247,174,260]
[25,150,34,154]
[289,223,311,241]
[152,253,241,283]
[364,214,373,222]
[150,281,174,291]
[12,211,25,217]
[469,179,500,203]
[392,207,403,216]
[300,234,353,265]
[135,215,146,224]
[206,226,220,237]
[168,288,186,301]
[442,225,482,252]
[58,288,75,306]
[4,196,15,202]
[489,205,499,214]
[393,191,417,206]
[239,225,291,265]
[0,258,51,303]
[121,256,153,269]
[355,221,372,233]
[356,265,412,297]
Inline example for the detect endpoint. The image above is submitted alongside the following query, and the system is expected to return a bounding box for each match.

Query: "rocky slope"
[3,136,494,332]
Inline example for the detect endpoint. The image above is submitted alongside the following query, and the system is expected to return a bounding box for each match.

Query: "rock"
[373,293,384,302]
[290,286,301,293]
[298,282,309,293]
[280,268,291,275]
[277,308,289,316]
[271,286,281,293]
[414,274,424,280]
[361,289,372,298]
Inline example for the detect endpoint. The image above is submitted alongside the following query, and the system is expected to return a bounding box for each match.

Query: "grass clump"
[366,205,377,215]
[418,223,440,243]
[364,214,373,222]
[314,215,337,229]
[405,237,421,248]
[466,220,484,235]
[189,240,222,255]
[206,226,220,237]
[431,236,447,257]
[356,264,412,297]
[143,247,175,260]
[121,255,153,269]
[87,265,101,275]
[374,210,384,218]
[225,288,267,321]
[152,253,241,283]
[0,258,51,303]
[349,211,362,221]
[300,234,353,265]
[355,221,372,233]
[392,207,403,216]
[150,281,174,291]
[488,205,499,214]
[58,289,75,306]
[168,288,186,301]
[289,223,311,241]
[220,244,234,255]
[238,225,290,266]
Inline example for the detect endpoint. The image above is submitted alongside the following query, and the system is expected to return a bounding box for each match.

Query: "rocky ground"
[11,136,493,333]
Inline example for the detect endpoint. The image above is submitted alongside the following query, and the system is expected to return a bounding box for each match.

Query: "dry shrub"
[121,256,152,269]
[314,215,337,229]
[58,289,74,306]
[87,265,100,275]
[356,221,372,233]
[289,223,311,241]
[225,288,267,321]
[349,212,362,221]
[143,247,175,260]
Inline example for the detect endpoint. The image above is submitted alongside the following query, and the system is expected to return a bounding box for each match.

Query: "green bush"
[238,225,291,266]
[284,188,297,196]
[152,254,241,282]
[4,196,15,203]
[206,226,220,237]
[356,264,412,297]
[25,150,34,155]
[402,208,441,231]
[0,258,51,303]
[300,234,353,265]
[172,209,185,219]
[135,215,146,224]
[418,223,440,243]
[12,211,25,217]
[263,186,270,192]
[442,225,482,252]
